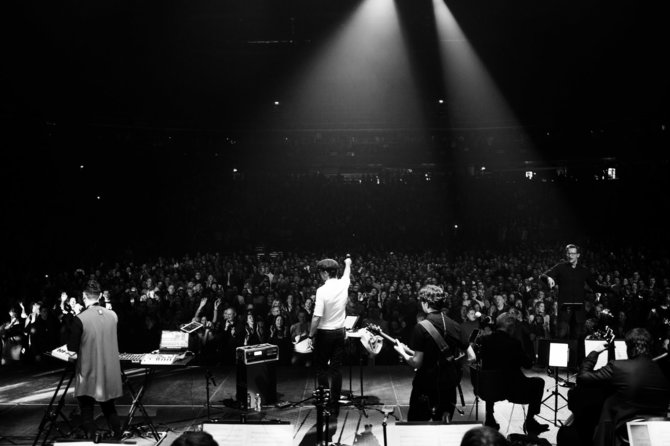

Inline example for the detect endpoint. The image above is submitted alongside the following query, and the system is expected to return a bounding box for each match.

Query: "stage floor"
[0,360,571,446]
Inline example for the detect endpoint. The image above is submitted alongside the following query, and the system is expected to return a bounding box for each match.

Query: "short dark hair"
[495,312,516,334]
[418,285,446,308]
[625,327,652,359]
[460,426,509,446]
[565,243,580,254]
[316,258,339,277]
[172,432,218,446]
[84,280,102,300]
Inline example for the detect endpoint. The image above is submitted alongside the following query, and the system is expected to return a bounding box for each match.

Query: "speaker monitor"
[236,361,277,406]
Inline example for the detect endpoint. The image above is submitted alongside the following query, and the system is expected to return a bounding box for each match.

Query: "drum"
[294,338,313,354]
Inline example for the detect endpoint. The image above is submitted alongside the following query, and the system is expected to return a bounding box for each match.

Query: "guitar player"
[393,284,475,422]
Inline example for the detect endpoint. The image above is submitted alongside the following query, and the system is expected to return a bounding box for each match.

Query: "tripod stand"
[541,366,569,426]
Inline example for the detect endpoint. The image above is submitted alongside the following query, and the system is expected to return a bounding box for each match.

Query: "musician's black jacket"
[479,329,532,377]
[409,311,468,390]
[577,350,670,429]
[541,262,609,305]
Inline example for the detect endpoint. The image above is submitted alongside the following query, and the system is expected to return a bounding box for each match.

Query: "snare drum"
[294,338,313,354]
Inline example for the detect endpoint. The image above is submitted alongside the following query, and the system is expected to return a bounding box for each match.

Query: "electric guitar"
[346,327,384,355]
[366,323,467,365]
[365,324,415,355]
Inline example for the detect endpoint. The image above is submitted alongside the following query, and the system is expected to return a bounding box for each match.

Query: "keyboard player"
[67,279,123,440]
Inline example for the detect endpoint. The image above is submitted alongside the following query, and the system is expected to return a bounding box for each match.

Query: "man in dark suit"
[577,327,670,446]
[479,313,549,435]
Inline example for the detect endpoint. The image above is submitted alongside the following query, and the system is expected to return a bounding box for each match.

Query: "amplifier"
[236,343,279,365]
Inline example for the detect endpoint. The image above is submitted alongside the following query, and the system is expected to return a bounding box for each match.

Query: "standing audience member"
[1,305,25,366]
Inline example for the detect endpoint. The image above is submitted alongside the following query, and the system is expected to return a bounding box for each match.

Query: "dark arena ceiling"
[3,0,669,133]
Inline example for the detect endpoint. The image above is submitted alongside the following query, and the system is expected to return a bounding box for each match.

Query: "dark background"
[1,0,669,297]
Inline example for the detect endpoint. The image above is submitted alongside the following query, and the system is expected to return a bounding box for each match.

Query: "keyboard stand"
[33,362,75,446]
[122,368,160,441]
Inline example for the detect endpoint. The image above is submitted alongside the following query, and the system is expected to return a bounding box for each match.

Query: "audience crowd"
[2,243,670,368]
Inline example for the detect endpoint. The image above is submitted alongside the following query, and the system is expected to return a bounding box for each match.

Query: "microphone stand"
[200,322,217,421]
[374,407,398,446]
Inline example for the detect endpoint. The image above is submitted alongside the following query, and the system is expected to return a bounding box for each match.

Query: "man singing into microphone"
[308,255,352,416]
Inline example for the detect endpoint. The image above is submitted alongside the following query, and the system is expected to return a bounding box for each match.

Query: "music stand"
[541,342,570,427]
[343,316,381,416]
[343,315,360,401]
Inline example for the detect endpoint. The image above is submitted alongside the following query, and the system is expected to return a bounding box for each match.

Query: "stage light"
[80,165,84,169]
[274,101,280,106]
[233,168,238,173]
[438,99,445,104]
[96,196,101,200]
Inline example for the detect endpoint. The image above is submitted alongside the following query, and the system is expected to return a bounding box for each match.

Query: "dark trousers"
[485,376,544,420]
[77,395,121,438]
[408,382,457,422]
[314,328,346,407]
[557,304,586,340]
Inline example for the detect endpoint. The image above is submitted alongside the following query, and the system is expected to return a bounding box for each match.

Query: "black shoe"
[523,417,549,435]
[484,417,500,431]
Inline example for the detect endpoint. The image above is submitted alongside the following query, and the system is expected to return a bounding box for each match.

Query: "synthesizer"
[50,345,77,362]
[49,349,188,366]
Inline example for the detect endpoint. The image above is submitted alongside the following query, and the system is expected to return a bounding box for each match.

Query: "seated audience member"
[290,308,312,367]
[577,327,670,446]
[1,305,25,366]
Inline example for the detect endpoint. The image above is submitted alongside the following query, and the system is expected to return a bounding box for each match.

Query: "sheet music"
[203,423,292,446]
[627,421,670,446]
[344,315,359,330]
[614,340,628,360]
[386,423,481,446]
[548,343,569,368]
[584,340,609,370]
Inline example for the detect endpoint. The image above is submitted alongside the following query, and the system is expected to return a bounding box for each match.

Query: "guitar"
[365,324,415,355]
[366,323,467,364]
[346,328,384,355]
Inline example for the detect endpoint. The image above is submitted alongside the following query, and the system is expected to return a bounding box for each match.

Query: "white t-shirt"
[314,276,350,330]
